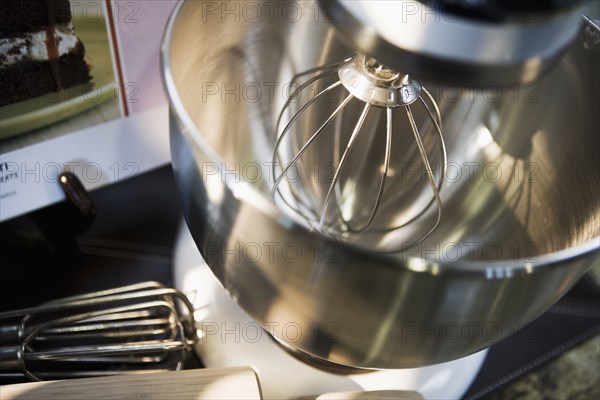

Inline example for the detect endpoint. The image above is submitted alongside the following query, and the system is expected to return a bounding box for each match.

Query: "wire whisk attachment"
[0,281,197,381]
[272,53,447,249]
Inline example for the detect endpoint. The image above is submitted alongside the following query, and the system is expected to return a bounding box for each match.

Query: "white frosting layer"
[0,24,79,68]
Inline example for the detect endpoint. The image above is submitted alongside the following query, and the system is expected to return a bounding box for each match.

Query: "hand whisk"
[0,281,196,381]
[272,53,447,249]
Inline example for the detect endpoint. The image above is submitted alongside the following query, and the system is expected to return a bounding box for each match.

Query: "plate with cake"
[0,0,117,139]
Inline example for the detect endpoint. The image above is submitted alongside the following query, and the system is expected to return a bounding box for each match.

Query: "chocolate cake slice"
[0,0,92,107]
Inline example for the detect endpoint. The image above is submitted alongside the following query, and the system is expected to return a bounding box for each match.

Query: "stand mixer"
[162,0,600,397]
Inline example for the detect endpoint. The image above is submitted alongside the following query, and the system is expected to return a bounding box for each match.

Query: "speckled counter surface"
[488,263,600,400]
[489,336,600,399]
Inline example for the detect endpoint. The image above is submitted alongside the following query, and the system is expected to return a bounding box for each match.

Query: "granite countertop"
[489,336,599,399]
[489,262,600,399]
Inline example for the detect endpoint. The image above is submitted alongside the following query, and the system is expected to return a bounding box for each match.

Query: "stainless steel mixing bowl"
[162,0,600,369]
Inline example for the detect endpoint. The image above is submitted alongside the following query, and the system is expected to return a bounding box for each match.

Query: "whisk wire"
[406,105,444,246]
[420,88,447,181]
[372,90,447,234]
[275,69,339,139]
[22,300,183,347]
[272,90,352,218]
[353,107,394,232]
[319,102,371,230]
[40,282,165,305]
[272,80,343,187]
[286,62,342,89]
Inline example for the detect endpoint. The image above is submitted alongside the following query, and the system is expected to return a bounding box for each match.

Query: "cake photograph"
[0,0,119,148]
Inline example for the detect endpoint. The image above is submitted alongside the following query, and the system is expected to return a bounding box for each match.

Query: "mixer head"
[272,53,446,247]
[323,0,592,86]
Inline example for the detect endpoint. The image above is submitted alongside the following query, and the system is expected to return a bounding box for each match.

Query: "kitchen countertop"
[477,261,600,400]
[490,335,599,399]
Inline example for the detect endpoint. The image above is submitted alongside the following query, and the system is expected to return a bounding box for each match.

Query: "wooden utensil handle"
[0,367,261,400]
